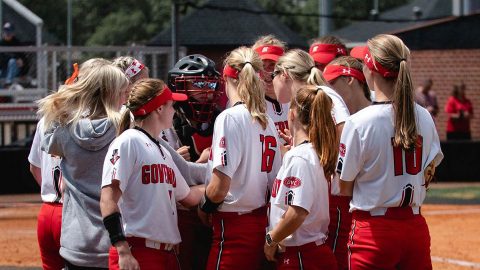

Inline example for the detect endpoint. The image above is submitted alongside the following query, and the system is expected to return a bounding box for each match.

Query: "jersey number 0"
[260,134,277,173]
[392,135,423,176]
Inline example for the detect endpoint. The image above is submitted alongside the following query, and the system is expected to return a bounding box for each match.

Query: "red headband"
[65,63,79,85]
[309,43,347,65]
[254,45,284,62]
[132,86,187,116]
[223,65,239,79]
[323,65,365,83]
[363,46,398,78]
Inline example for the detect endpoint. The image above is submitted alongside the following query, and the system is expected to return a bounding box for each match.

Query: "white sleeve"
[102,137,135,192]
[28,121,43,167]
[425,117,444,167]
[171,162,191,202]
[272,157,316,213]
[337,118,363,182]
[210,113,242,178]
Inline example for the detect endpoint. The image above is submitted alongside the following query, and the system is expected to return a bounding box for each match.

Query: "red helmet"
[168,54,223,123]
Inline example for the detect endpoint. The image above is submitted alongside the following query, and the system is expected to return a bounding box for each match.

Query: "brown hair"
[311,35,347,50]
[368,34,417,150]
[291,85,338,179]
[224,46,268,129]
[328,56,371,101]
[252,34,287,51]
[276,49,327,86]
[119,78,168,135]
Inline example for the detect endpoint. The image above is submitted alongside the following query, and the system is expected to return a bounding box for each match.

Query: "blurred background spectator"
[415,78,439,120]
[445,83,474,140]
[0,22,27,88]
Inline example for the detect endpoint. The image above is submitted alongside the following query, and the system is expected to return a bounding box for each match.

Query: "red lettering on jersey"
[219,136,226,148]
[339,143,346,157]
[391,135,423,176]
[271,178,281,198]
[283,176,301,188]
[260,134,277,172]
[274,121,289,133]
[141,165,150,184]
[209,148,213,161]
[141,164,177,187]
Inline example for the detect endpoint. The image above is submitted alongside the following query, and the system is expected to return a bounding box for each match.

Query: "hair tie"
[316,86,323,93]
[309,66,316,73]
[244,61,252,66]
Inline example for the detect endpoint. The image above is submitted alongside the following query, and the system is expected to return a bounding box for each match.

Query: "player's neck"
[292,129,309,147]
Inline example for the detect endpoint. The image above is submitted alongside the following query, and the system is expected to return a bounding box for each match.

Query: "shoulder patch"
[283,176,301,188]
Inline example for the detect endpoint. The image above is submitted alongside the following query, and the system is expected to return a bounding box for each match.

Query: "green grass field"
[425,183,480,204]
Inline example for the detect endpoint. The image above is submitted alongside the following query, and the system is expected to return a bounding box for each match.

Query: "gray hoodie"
[43,118,114,268]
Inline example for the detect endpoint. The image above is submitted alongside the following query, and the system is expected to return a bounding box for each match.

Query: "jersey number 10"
[392,135,423,176]
[260,134,277,173]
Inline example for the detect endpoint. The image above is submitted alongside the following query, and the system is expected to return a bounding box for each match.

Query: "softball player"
[39,58,129,269]
[252,35,290,140]
[338,34,443,270]
[199,46,281,270]
[28,117,63,270]
[308,36,347,70]
[265,86,338,270]
[322,56,371,270]
[100,79,203,270]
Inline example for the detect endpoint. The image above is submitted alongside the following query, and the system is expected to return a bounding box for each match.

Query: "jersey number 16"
[260,134,277,173]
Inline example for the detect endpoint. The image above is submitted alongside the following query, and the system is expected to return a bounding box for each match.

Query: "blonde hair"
[276,49,328,86]
[224,46,268,129]
[38,58,129,131]
[368,34,417,149]
[112,56,149,84]
[291,85,338,179]
[328,56,371,101]
[119,78,168,135]
[252,34,287,51]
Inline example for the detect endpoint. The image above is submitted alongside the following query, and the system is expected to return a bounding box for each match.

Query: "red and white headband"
[125,59,145,79]
[132,86,187,116]
[363,47,399,78]
[323,65,365,83]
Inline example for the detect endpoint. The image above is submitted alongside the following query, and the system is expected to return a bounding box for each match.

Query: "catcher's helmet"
[168,54,222,123]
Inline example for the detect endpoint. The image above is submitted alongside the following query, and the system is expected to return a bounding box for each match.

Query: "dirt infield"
[0,184,479,269]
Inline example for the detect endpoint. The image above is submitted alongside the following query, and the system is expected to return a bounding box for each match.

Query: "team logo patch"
[285,190,295,205]
[221,150,228,166]
[339,143,346,157]
[110,149,120,165]
[283,176,301,188]
[336,157,343,174]
[219,137,226,148]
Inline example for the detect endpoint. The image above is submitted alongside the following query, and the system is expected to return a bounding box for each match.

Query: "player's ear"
[347,76,355,86]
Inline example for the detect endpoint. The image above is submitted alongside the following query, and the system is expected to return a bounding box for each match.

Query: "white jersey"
[160,128,181,150]
[265,97,289,145]
[102,128,190,244]
[337,103,443,215]
[319,85,350,125]
[207,103,281,212]
[269,143,329,246]
[28,118,63,203]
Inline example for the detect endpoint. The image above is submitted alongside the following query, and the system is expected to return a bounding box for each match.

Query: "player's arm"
[29,164,42,185]
[264,205,308,261]
[179,184,205,208]
[206,169,231,203]
[339,179,354,196]
[100,181,140,270]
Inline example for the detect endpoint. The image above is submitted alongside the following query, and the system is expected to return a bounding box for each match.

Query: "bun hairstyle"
[367,34,417,150]
[291,85,338,180]
[224,46,268,129]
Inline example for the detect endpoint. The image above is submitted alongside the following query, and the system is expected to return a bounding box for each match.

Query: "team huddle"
[28,33,443,270]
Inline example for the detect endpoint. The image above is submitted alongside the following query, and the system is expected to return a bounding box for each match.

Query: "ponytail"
[307,66,327,86]
[292,86,338,180]
[368,34,418,149]
[225,47,268,129]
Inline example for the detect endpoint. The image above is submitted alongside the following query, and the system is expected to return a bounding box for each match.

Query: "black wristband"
[199,192,223,213]
[103,212,126,246]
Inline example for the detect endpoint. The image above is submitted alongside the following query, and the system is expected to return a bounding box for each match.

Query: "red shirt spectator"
[445,84,473,140]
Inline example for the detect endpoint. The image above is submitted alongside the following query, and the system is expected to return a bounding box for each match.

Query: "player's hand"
[279,128,292,147]
[196,147,211,163]
[116,241,140,270]
[424,160,436,189]
[197,207,212,227]
[280,144,291,157]
[264,242,278,262]
[176,146,191,161]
